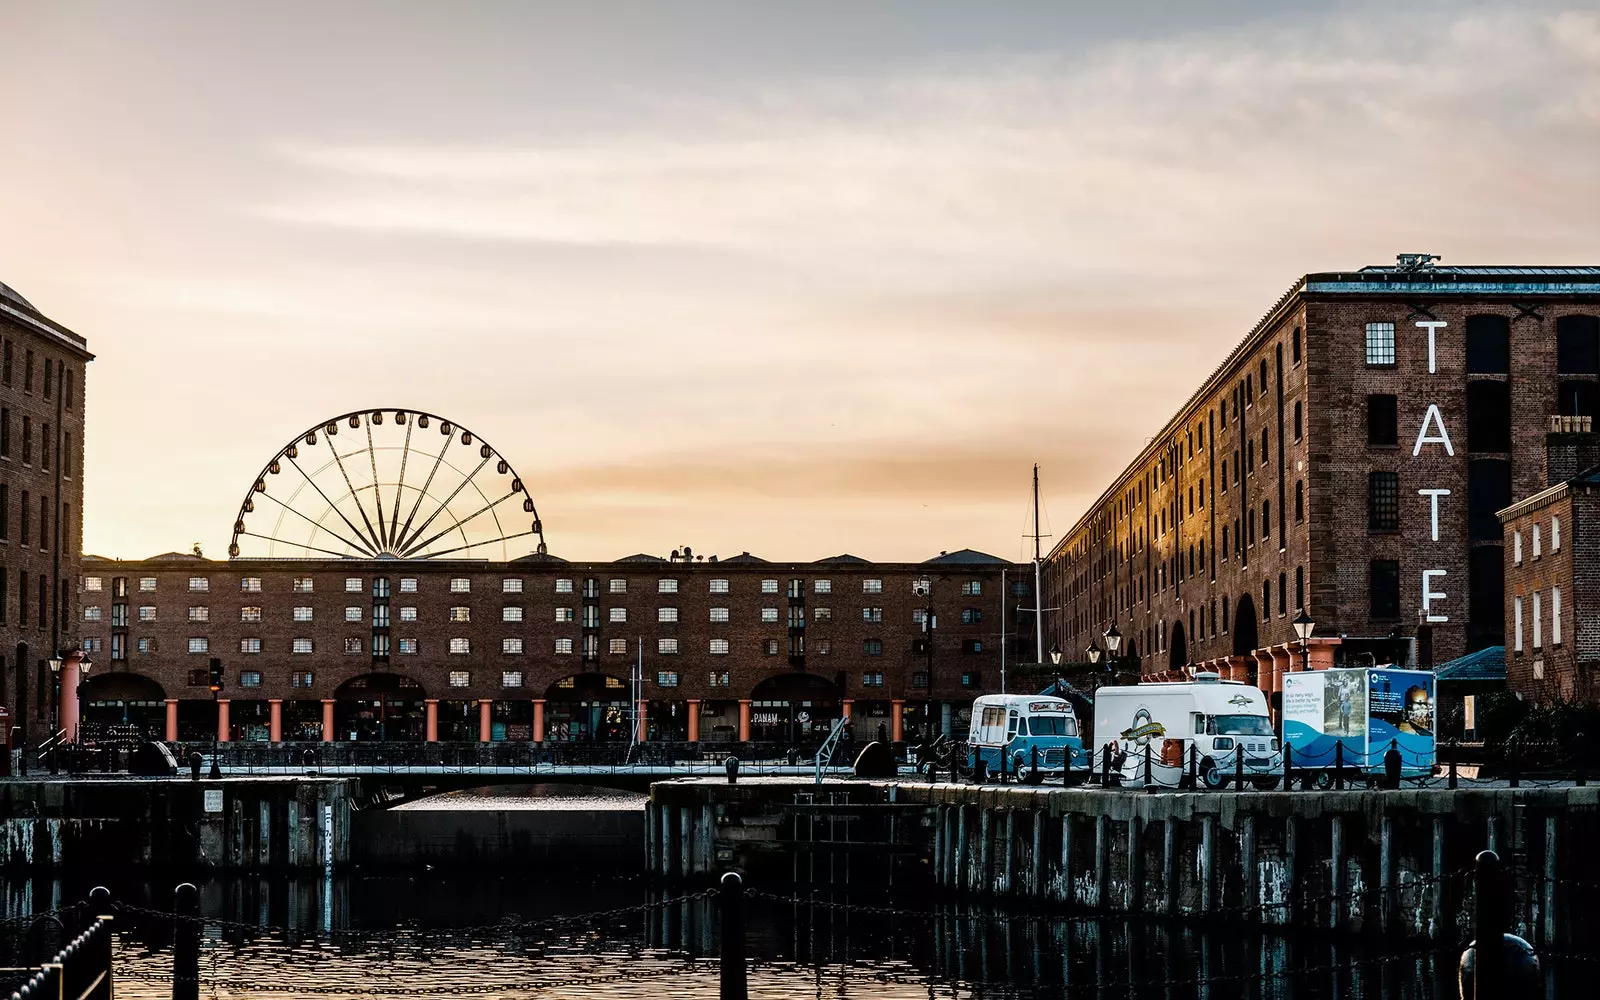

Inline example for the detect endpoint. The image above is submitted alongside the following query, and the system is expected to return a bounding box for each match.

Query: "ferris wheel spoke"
[421,528,540,560]
[327,430,385,553]
[394,433,453,556]
[255,488,379,557]
[284,454,381,557]
[400,490,519,557]
[389,418,415,546]
[366,419,389,551]
[235,531,361,560]
[395,452,492,554]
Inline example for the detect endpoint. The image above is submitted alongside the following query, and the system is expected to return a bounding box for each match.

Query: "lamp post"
[1086,642,1103,669]
[916,576,934,730]
[46,657,62,775]
[1104,625,1123,673]
[1292,610,1316,672]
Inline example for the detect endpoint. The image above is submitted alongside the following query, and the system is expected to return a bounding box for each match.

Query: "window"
[1362,395,1399,449]
[344,637,362,654]
[20,416,29,464]
[291,606,312,622]
[288,577,312,593]
[960,608,983,624]
[398,606,417,622]
[657,671,679,687]
[814,640,831,655]
[1245,374,1253,402]
[1368,472,1399,530]
[400,578,419,593]
[1556,315,1600,374]
[658,607,679,623]
[449,638,471,654]
[1553,517,1561,551]
[1553,588,1563,645]
[963,639,984,654]
[757,639,775,656]
[1514,596,1524,652]
[710,638,730,654]
[1296,567,1305,613]
[554,638,573,654]
[864,639,883,656]
[960,580,983,596]
[239,671,262,688]
[1293,401,1303,441]
[862,607,883,622]
[1533,591,1543,649]
[83,606,102,622]
[1295,481,1304,522]
[371,632,390,656]
[292,638,313,654]
[658,638,679,654]
[1464,315,1510,374]
[813,579,831,594]
[398,638,418,654]
[238,577,261,593]
[862,579,883,594]
[555,607,574,622]
[1262,500,1271,539]
[22,351,30,393]
[133,605,155,623]
[449,671,470,688]
[1370,561,1401,619]
[502,670,524,687]
[608,579,626,594]
[83,576,103,593]
[341,606,360,622]
[184,637,209,655]
[188,577,210,593]
[608,638,628,654]
[232,605,260,624]
[1467,381,1512,452]
[554,579,573,594]
[187,606,209,623]
[1292,326,1302,364]
[747,579,771,595]
[761,607,779,623]
[812,607,831,622]
[1365,322,1396,365]
[502,578,523,593]
[137,637,156,655]
[709,671,731,687]
[861,672,885,688]
[1468,459,1511,540]
[443,606,467,623]
[658,578,679,594]
[912,672,929,689]
[343,577,362,593]
[706,578,730,594]
[445,578,469,594]
[502,638,524,654]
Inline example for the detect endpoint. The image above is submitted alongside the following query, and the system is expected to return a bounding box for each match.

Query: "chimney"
[1545,415,1600,485]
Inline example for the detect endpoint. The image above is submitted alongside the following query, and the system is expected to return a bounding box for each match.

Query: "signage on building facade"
[1413,321,1451,624]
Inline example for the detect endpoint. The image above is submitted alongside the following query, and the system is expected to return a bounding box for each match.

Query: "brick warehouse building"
[1043,256,1600,716]
[77,549,1029,744]
[0,282,92,758]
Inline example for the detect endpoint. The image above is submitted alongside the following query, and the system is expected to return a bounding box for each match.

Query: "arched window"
[1262,580,1272,620]
[1557,315,1599,374]
[1295,481,1304,521]
[1292,326,1302,364]
[1465,315,1510,374]
[1222,596,1230,633]
[1261,427,1269,465]
[1262,500,1271,538]
[1295,566,1305,612]
[1467,381,1511,452]
[1279,573,1287,617]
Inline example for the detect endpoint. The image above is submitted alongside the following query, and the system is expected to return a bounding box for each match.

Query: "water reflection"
[389,782,649,812]
[0,872,1577,999]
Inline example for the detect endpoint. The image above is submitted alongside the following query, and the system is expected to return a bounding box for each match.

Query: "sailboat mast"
[1033,464,1044,664]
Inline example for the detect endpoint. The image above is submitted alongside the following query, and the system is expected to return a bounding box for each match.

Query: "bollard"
[1234,746,1244,789]
[173,882,200,1000]
[1283,742,1294,791]
[303,748,318,776]
[1101,743,1113,786]
[1384,739,1402,790]
[1030,744,1039,783]
[1335,742,1345,791]
[725,756,740,785]
[719,872,749,1000]
[973,757,987,784]
[207,751,221,781]
[1458,850,1541,998]
[1575,732,1587,787]
[1144,744,1154,792]
[1448,745,1458,789]
[1508,742,1520,789]
[189,752,202,781]
[1186,743,1198,790]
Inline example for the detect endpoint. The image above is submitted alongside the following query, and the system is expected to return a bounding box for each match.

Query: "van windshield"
[1027,715,1077,737]
[1215,714,1273,736]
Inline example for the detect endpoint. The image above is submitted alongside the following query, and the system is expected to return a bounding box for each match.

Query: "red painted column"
[216,699,231,743]
[737,700,752,742]
[424,699,439,742]
[891,700,905,742]
[532,699,546,743]
[268,699,283,743]
[686,699,701,742]
[636,700,648,742]
[321,699,335,742]
[478,700,492,742]
[164,699,179,742]
[60,659,81,743]
[841,698,853,719]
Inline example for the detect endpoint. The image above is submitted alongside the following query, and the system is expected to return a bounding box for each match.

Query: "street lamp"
[1049,644,1063,666]
[1292,610,1316,672]
[46,657,62,775]
[1086,642,1103,667]
[1104,625,1123,672]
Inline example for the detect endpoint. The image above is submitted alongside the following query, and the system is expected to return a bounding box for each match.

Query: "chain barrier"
[117,963,712,996]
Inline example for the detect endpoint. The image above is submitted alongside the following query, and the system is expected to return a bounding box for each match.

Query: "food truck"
[1092,675,1279,789]
[1282,667,1436,786]
[966,694,1085,783]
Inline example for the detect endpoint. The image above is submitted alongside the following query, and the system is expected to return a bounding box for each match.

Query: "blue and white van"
[966,694,1085,783]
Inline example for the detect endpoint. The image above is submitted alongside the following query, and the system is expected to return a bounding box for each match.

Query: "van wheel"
[1311,769,1335,791]
[1020,767,1043,786]
[1200,759,1227,790]
[1252,777,1281,791]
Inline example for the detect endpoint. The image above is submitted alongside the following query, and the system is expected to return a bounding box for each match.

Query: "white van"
[1091,675,1278,789]
[965,694,1086,783]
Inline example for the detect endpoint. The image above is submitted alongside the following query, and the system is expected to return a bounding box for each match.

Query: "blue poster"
[1367,669,1435,772]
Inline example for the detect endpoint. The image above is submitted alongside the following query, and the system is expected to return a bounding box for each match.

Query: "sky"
[3,0,1600,564]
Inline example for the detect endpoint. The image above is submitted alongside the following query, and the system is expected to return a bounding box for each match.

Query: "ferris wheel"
[228,409,546,560]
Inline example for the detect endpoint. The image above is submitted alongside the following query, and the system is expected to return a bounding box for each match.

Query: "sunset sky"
[3,1,1599,564]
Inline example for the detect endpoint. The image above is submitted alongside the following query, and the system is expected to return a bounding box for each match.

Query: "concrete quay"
[0,777,353,871]
[646,778,1600,946]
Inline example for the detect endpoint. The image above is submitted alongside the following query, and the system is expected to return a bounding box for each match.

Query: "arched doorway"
[1169,621,1188,674]
[544,673,631,742]
[1233,593,1259,658]
[80,673,166,741]
[749,673,840,744]
[334,674,426,742]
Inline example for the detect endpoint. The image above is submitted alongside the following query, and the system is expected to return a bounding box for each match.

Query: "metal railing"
[4,913,113,1000]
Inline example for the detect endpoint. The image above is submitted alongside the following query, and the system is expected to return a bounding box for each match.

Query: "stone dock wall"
[647,779,1600,946]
